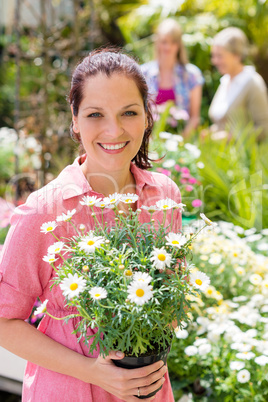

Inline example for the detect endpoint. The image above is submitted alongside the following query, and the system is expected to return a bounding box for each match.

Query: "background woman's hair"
[155,18,188,65]
[213,27,249,62]
[69,47,154,169]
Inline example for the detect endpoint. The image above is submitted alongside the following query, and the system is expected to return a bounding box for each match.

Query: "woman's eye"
[124,111,137,116]
[88,112,101,118]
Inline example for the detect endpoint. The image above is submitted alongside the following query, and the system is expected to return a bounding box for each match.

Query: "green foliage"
[197,126,268,230]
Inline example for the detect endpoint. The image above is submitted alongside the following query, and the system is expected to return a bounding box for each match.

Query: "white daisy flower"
[193,338,209,347]
[56,209,76,222]
[185,345,198,356]
[40,221,58,234]
[230,361,245,371]
[236,352,255,360]
[174,203,186,212]
[43,254,58,264]
[249,274,262,285]
[237,369,250,383]
[208,253,222,265]
[60,273,87,298]
[162,159,176,168]
[254,355,268,366]
[174,327,189,339]
[190,271,210,291]
[200,213,217,227]
[80,195,102,207]
[156,198,179,210]
[34,299,48,315]
[120,193,139,204]
[141,205,160,213]
[103,193,121,206]
[165,232,187,248]
[89,286,108,300]
[95,200,108,209]
[78,232,105,253]
[132,272,152,284]
[150,247,172,270]
[198,343,212,355]
[48,241,64,255]
[127,281,154,306]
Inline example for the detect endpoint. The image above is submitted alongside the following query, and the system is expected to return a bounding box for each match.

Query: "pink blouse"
[0,155,181,402]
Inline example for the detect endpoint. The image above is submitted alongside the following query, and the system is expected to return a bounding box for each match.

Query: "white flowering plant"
[167,220,268,401]
[40,195,211,358]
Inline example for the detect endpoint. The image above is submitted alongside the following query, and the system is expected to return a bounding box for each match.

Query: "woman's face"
[72,73,147,175]
[156,34,179,61]
[211,45,241,75]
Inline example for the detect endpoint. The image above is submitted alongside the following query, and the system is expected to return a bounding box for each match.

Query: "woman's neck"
[158,58,177,71]
[81,160,136,197]
[229,64,244,80]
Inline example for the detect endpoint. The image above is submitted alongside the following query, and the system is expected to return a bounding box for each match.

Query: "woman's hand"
[88,350,167,401]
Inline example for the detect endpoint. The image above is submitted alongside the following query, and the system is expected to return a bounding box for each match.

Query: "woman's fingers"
[128,363,167,389]
[129,376,165,399]
[125,360,164,380]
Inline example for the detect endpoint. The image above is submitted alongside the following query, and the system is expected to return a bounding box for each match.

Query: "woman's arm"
[0,317,166,401]
[183,85,202,138]
[247,78,268,140]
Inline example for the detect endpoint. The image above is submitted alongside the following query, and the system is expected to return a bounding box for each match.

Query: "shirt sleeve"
[0,199,56,320]
[186,64,205,90]
[246,75,268,139]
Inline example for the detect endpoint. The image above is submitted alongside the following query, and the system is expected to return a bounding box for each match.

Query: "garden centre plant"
[168,220,268,401]
[39,194,211,358]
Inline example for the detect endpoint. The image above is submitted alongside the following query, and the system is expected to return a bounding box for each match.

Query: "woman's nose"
[104,118,123,138]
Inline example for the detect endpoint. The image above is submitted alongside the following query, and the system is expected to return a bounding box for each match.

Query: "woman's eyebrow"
[82,103,142,112]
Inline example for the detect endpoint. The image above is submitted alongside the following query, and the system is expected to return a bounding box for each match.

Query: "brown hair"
[69,48,154,169]
[155,19,188,65]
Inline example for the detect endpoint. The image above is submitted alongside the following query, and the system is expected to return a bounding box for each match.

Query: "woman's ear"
[71,106,79,133]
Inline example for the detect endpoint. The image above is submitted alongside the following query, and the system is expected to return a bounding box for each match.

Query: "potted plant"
[39,195,211,398]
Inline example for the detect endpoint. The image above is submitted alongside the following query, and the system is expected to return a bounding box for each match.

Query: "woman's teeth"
[100,142,127,150]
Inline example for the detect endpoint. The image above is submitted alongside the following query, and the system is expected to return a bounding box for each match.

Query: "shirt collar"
[60,155,157,200]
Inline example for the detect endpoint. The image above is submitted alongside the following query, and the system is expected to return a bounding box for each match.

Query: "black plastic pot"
[112,345,171,399]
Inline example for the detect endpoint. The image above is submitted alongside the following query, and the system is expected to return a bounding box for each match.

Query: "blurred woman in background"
[141,18,204,138]
[209,27,268,140]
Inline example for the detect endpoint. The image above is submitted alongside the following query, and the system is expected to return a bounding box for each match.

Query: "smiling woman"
[0,48,181,402]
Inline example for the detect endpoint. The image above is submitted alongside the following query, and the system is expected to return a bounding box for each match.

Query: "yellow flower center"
[87,240,95,246]
[188,245,192,250]
[110,198,115,203]
[172,240,179,244]
[82,265,89,272]
[233,252,238,257]
[264,284,268,288]
[195,279,203,286]
[125,198,132,203]
[49,258,54,262]
[47,226,53,231]
[163,205,169,209]
[136,289,145,297]
[100,203,105,207]
[207,289,213,295]
[157,253,166,261]
[95,293,100,298]
[70,283,78,291]
[125,270,133,276]
[55,248,60,252]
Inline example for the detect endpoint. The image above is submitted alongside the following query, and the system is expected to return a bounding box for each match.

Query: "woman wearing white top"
[209,27,268,140]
